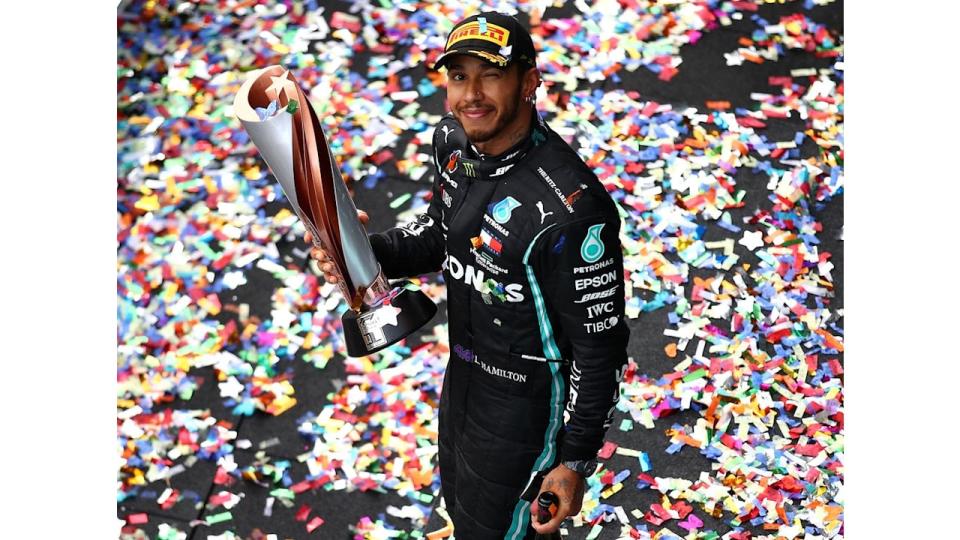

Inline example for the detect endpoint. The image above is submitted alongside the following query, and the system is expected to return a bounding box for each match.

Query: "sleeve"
[366,125,449,279]
[531,213,630,462]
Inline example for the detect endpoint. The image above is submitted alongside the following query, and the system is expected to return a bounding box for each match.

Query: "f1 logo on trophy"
[234,66,436,357]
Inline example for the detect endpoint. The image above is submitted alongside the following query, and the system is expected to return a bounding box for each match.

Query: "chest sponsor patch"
[536,201,554,225]
[478,227,503,255]
[472,249,507,276]
[440,170,458,189]
[446,254,524,302]
[483,214,511,237]
[490,196,521,224]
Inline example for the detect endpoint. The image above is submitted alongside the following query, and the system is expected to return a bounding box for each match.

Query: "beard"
[458,95,521,145]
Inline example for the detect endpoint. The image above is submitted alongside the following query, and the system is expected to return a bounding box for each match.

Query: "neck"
[472,105,534,156]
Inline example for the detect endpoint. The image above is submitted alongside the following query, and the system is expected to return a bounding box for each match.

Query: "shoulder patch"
[580,224,606,263]
[536,165,585,215]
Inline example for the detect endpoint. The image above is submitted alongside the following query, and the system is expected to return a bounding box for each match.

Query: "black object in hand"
[534,491,561,540]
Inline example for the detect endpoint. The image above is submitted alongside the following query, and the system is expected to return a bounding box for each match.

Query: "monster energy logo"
[462,161,477,177]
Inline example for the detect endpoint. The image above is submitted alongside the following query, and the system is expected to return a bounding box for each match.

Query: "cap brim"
[432,49,510,71]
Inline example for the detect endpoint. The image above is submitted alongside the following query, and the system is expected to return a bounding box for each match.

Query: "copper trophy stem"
[234,66,436,356]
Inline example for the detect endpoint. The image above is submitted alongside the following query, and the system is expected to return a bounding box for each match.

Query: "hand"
[304,210,369,284]
[530,464,584,534]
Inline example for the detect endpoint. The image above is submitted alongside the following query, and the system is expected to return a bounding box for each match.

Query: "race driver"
[307,12,630,539]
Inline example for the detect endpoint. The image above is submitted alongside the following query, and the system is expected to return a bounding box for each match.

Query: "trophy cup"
[234,66,436,356]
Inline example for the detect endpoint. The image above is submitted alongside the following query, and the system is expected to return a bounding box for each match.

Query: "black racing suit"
[369,111,629,539]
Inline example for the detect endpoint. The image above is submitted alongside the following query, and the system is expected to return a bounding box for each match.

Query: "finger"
[310,248,328,262]
[529,514,549,534]
[529,505,545,531]
[529,503,559,533]
[325,274,339,284]
[545,513,565,532]
[304,230,313,244]
[530,512,563,534]
[549,502,573,528]
[357,209,369,224]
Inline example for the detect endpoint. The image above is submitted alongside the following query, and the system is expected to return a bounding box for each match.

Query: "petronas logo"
[580,224,605,263]
[491,196,521,224]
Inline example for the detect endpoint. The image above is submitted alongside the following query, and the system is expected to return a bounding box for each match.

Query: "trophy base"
[341,286,438,357]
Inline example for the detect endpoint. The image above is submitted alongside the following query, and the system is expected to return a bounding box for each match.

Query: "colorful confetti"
[117,0,842,537]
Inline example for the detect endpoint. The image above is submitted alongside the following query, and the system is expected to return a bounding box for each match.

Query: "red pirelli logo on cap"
[446,21,510,49]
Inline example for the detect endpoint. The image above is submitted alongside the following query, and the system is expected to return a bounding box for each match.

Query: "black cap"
[432,12,537,71]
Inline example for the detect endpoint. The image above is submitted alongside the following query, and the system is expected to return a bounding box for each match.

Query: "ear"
[521,66,541,101]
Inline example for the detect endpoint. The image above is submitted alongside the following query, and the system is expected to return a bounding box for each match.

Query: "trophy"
[234,66,436,356]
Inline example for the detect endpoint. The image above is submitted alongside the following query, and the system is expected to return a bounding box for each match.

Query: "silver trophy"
[234,66,436,356]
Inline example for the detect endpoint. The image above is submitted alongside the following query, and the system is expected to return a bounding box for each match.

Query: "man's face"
[445,55,526,149]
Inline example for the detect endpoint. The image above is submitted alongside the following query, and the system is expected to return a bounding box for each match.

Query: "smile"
[461,108,494,119]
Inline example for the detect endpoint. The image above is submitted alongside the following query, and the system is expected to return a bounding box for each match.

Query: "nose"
[466,77,483,100]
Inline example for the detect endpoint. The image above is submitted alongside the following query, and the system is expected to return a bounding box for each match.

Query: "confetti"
[118,0,842,537]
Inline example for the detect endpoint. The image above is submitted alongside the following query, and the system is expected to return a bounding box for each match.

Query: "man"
[308,12,629,539]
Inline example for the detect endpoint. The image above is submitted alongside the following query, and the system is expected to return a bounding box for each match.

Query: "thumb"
[357,209,369,224]
[538,511,565,534]
[529,500,543,523]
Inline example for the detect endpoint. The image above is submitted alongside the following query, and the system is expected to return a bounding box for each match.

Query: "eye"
[449,72,465,81]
